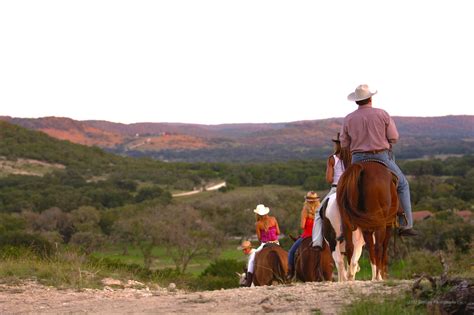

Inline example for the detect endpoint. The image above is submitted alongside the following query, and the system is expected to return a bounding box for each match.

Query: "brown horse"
[294,237,333,282]
[253,244,289,286]
[337,161,398,280]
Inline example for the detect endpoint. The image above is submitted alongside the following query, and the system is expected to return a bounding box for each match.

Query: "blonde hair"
[303,200,319,219]
[256,214,271,231]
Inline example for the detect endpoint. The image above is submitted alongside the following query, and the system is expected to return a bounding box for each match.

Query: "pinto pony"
[252,244,288,286]
[337,161,398,280]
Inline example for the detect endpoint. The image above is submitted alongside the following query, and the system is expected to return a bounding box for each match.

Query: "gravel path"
[0,280,412,314]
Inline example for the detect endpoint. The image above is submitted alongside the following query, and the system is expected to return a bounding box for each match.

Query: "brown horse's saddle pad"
[358,159,399,186]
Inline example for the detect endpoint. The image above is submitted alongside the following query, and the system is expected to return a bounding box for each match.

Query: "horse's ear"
[289,234,298,242]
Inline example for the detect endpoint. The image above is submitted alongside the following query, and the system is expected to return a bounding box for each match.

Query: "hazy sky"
[1,1,473,124]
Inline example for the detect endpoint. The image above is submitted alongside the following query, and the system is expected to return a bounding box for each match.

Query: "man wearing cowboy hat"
[238,240,256,287]
[340,84,417,237]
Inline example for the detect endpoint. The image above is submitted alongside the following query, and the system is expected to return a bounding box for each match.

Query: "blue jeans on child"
[351,150,413,228]
[288,237,303,269]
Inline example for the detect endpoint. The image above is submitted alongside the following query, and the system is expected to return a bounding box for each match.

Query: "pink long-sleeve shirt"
[340,105,399,153]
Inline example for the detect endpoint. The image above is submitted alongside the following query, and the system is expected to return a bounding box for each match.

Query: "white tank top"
[332,155,345,185]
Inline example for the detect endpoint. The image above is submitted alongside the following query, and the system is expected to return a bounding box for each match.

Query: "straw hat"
[347,84,377,101]
[253,204,270,216]
[305,191,320,201]
[237,240,253,250]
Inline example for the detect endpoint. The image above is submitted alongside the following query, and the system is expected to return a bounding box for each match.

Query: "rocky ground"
[0,279,413,314]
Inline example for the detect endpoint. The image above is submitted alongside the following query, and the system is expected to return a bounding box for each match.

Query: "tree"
[69,206,104,253]
[22,207,74,243]
[135,186,172,204]
[161,205,223,273]
[112,207,165,269]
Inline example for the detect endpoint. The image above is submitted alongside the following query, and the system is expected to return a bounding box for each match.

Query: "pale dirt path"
[172,181,226,197]
[0,280,412,314]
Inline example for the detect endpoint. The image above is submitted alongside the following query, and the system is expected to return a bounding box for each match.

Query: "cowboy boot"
[244,272,253,287]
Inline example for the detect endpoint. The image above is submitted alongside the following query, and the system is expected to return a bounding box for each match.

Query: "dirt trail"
[0,280,412,314]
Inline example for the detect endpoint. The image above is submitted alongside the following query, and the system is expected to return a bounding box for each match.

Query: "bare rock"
[101,278,123,288]
[125,280,145,289]
[167,283,177,292]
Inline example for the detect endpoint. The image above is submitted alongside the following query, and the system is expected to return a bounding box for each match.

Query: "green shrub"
[201,259,245,277]
[408,213,473,253]
[189,275,240,291]
[87,256,180,281]
[189,259,245,291]
[0,231,53,258]
[391,250,443,279]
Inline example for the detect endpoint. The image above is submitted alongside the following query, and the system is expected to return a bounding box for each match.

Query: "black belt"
[331,184,337,187]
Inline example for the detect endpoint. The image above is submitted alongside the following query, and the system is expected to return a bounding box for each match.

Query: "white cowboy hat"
[347,84,377,101]
[253,204,270,216]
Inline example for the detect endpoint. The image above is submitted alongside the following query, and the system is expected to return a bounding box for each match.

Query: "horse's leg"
[332,244,347,281]
[381,226,392,279]
[348,228,364,280]
[374,228,386,281]
[343,221,354,281]
[327,200,347,282]
[362,231,377,281]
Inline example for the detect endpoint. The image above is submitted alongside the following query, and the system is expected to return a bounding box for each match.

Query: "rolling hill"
[1,115,473,162]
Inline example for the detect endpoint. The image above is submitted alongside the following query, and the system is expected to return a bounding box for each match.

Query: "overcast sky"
[1,1,473,124]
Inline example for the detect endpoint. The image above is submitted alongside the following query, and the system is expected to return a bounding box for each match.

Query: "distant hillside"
[0,116,123,147]
[1,115,473,162]
[0,120,123,172]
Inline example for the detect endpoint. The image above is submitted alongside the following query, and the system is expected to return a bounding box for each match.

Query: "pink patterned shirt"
[340,105,399,153]
[259,226,278,243]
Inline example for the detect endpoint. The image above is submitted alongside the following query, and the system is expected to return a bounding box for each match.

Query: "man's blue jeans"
[288,237,303,269]
[351,150,413,228]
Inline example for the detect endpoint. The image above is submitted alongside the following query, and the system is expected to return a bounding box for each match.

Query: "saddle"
[262,242,280,249]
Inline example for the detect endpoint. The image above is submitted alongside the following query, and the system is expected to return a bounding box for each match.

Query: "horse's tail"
[337,163,363,223]
[269,250,286,284]
[338,163,377,229]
